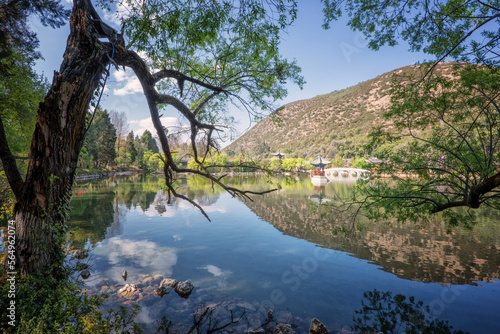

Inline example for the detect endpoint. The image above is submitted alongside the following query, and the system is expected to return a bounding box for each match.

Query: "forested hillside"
[224,62,460,160]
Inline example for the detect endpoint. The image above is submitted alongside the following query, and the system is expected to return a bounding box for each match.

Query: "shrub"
[0,263,142,333]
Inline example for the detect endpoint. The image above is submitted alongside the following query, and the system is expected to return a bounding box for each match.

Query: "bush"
[0,263,142,333]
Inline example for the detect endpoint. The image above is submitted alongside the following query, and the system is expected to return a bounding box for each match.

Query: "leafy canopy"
[321,0,500,224]
[0,50,47,154]
[0,0,70,67]
[322,0,500,66]
[359,64,500,226]
[100,0,304,126]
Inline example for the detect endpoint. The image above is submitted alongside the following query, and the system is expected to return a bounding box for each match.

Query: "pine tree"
[125,131,137,165]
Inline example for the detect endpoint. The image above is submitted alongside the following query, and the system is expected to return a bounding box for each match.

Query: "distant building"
[272,152,285,160]
[364,157,387,164]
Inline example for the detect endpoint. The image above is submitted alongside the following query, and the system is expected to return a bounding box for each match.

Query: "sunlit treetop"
[98,0,304,125]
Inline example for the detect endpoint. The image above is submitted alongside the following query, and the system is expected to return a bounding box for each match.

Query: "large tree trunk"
[10,0,110,276]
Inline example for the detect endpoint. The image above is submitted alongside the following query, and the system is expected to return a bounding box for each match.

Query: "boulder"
[309,318,328,334]
[80,269,91,279]
[153,286,169,297]
[160,278,178,288]
[118,284,139,294]
[72,249,89,260]
[174,280,194,298]
[273,324,295,334]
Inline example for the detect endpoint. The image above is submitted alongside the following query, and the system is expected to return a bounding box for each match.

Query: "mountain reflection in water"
[68,174,500,333]
[241,178,500,285]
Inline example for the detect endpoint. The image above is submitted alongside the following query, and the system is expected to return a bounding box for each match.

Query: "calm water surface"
[68,174,500,333]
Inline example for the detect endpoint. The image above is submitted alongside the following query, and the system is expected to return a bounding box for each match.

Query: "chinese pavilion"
[311,155,330,185]
[311,155,330,177]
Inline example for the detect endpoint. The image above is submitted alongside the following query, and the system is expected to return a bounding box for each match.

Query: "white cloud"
[198,264,232,287]
[176,200,227,214]
[103,2,135,27]
[113,69,129,83]
[199,264,230,277]
[129,116,179,136]
[114,76,143,96]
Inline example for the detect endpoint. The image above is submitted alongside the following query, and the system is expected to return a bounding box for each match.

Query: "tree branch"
[152,68,225,93]
[424,13,500,78]
[0,115,24,201]
[113,44,277,220]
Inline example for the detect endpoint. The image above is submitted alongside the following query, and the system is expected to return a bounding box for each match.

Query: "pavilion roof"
[311,155,330,165]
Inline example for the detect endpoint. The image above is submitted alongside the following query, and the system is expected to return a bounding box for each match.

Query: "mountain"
[224,62,460,159]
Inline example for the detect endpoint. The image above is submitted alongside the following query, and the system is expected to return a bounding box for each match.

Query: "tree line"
[79,108,162,171]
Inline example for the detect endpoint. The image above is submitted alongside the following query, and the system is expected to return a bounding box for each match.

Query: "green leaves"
[102,0,302,121]
[0,50,47,155]
[322,0,500,65]
[83,108,117,166]
[359,64,500,225]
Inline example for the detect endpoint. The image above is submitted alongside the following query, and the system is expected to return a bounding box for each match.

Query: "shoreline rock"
[174,280,194,298]
[119,283,139,294]
[309,318,328,334]
[160,278,178,288]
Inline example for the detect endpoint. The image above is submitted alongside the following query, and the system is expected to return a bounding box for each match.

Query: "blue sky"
[31,1,426,144]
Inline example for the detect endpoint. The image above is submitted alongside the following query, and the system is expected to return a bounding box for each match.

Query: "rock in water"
[122,270,127,281]
[309,318,328,334]
[118,284,139,294]
[273,324,295,334]
[154,286,169,297]
[72,249,89,260]
[160,278,178,288]
[174,280,194,298]
[80,269,91,279]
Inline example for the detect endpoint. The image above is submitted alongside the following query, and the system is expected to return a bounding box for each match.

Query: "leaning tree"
[0,0,303,277]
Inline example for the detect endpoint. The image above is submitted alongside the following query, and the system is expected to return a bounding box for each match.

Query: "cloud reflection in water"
[92,237,178,284]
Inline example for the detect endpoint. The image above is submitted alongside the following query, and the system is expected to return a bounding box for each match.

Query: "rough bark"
[9,0,112,276]
[0,116,24,201]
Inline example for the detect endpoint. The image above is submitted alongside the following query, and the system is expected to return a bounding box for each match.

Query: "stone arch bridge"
[323,168,370,181]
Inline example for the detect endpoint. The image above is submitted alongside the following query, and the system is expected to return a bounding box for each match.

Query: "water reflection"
[241,176,500,285]
[69,174,219,248]
[90,237,178,285]
[69,174,500,286]
[66,173,500,333]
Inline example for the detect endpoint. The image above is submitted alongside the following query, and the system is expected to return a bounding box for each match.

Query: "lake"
[68,173,500,333]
